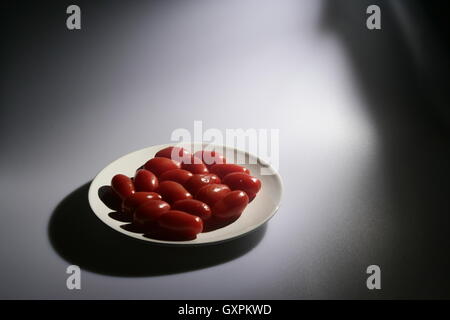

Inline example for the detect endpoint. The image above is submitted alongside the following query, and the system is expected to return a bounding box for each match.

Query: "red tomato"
[209,164,250,179]
[144,157,181,177]
[195,184,231,207]
[212,190,249,220]
[122,192,162,214]
[111,174,135,200]
[155,146,191,163]
[159,169,193,186]
[194,150,226,168]
[172,199,212,221]
[181,156,209,174]
[133,200,170,226]
[134,169,159,192]
[247,193,257,202]
[157,181,193,204]
[185,174,221,196]
[222,172,261,200]
[153,210,203,241]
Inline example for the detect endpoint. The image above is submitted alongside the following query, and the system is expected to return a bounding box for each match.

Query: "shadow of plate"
[48,182,266,277]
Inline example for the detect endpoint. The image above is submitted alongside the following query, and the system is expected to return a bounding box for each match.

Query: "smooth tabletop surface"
[1,0,449,299]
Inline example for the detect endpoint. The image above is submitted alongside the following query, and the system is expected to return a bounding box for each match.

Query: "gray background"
[1,0,449,299]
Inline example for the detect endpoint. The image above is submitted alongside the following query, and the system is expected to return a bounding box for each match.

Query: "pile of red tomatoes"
[100,146,262,241]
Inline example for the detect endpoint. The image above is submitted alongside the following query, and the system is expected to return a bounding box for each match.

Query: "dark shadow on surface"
[48,182,266,277]
[321,0,450,298]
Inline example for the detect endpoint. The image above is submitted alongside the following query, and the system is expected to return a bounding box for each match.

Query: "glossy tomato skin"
[195,184,231,207]
[222,172,261,200]
[157,181,193,204]
[152,210,203,241]
[122,192,162,215]
[172,199,212,221]
[212,190,249,220]
[111,174,135,200]
[159,169,193,186]
[209,164,250,179]
[133,200,170,227]
[144,157,181,177]
[185,174,221,196]
[155,146,191,163]
[194,150,226,169]
[134,169,159,192]
[181,156,209,174]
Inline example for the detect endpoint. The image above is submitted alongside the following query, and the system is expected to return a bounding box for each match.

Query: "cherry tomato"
[122,192,162,214]
[110,150,258,236]
[181,156,209,174]
[209,164,250,179]
[195,184,231,207]
[111,174,135,199]
[133,200,170,227]
[185,174,221,196]
[155,146,191,163]
[134,169,159,192]
[144,157,181,177]
[157,181,193,204]
[153,210,203,241]
[222,172,261,200]
[159,169,193,186]
[212,190,249,220]
[172,199,211,221]
[194,150,226,168]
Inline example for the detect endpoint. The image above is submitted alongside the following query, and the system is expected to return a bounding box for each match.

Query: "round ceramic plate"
[88,143,282,245]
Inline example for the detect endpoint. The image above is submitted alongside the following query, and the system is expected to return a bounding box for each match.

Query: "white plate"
[88,143,282,245]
